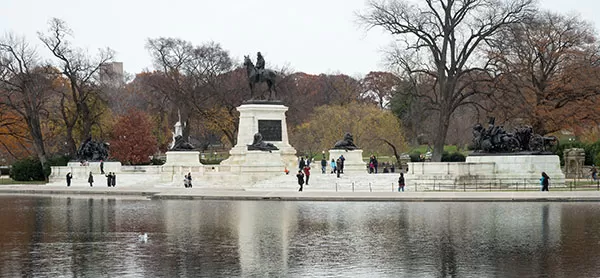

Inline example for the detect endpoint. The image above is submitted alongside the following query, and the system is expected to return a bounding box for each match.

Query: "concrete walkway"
[2,184,600,202]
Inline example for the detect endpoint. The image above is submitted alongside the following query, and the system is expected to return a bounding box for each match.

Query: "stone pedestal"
[161,151,203,182]
[465,155,564,180]
[329,149,367,173]
[163,151,202,166]
[62,161,122,179]
[223,103,297,169]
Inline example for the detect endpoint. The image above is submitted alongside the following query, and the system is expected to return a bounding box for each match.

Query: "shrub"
[409,152,422,162]
[47,155,70,166]
[442,151,466,162]
[10,157,49,181]
[151,157,165,165]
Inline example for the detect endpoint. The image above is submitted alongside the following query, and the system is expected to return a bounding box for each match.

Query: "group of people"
[105,172,117,187]
[296,162,311,192]
[66,171,118,187]
[184,173,193,188]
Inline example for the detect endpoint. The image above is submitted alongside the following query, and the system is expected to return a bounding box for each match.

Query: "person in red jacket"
[303,165,311,185]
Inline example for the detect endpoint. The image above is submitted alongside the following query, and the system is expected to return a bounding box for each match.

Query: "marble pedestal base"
[161,151,203,182]
[163,151,202,166]
[329,149,367,173]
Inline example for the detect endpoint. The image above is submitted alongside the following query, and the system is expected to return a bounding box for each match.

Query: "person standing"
[299,157,306,170]
[88,172,94,187]
[66,172,72,187]
[339,155,345,174]
[373,156,379,174]
[187,172,192,188]
[184,174,189,188]
[320,157,327,174]
[296,170,305,192]
[111,172,116,187]
[303,165,311,185]
[105,172,112,187]
[330,159,336,174]
[398,173,405,192]
[541,172,550,191]
[591,165,598,181]
[100,160,105,174]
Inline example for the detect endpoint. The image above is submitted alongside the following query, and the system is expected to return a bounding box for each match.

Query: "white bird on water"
[138,233,148,242]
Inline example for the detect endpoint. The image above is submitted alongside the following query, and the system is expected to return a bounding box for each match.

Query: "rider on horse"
[255,52,265,82]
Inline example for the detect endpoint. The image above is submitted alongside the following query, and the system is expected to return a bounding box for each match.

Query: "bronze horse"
[243,55,277,100]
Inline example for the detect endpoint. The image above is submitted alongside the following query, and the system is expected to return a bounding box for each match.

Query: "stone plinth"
[227,103,297,169]
[55,161,122,179]
[406,155,565,190]
[161,151,203,182]
[163,151,202,166]
[329,149,366,173]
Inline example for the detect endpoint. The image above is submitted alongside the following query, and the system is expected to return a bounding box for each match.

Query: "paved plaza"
[2,183,600,202]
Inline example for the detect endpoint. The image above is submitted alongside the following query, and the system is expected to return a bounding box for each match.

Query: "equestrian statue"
[243,52,278,101]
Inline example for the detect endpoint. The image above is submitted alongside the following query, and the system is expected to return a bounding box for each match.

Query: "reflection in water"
[1,196,600,277]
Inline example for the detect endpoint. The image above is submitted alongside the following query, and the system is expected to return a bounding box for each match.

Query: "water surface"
[1,196,599,277]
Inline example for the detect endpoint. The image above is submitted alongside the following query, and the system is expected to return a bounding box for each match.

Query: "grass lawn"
[0,176,46,185]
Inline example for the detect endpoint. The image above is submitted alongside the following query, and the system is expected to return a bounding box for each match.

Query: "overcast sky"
[1,0,599,76]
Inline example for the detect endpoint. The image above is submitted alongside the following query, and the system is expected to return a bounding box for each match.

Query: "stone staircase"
[250,171,402,192]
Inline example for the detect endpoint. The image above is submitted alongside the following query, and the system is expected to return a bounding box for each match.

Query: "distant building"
[99,62,124,87]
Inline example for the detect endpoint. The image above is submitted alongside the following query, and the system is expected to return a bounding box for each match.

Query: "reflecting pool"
[1,195,599,277]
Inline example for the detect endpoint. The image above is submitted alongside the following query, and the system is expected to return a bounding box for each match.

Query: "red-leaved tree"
[109,110,157,165]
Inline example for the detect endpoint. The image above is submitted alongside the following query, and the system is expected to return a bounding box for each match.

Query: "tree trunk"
[80,102,93,141]
[66,126,77,158]
[432,111,451,162]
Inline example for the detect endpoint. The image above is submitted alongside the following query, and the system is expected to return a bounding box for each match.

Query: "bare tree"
[488,11,600,135]
[145,37,235,144]
[358,0,536,161]
[38,18,114,156]
[0,34,52,175]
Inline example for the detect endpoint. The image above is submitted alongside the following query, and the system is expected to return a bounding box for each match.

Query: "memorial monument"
[161,115,202,182]
[407,117,565,189]
[329,132,367,172]
[220,52,297,182]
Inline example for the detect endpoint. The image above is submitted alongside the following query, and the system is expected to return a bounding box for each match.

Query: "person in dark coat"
[111,172,116,187]
[299,157,306,170]
[100,160,105,174]
[66,172,72,187]
[296,170,305,191]
[398,173,405,192]
[88,172,94,187]
[105,172,112,187]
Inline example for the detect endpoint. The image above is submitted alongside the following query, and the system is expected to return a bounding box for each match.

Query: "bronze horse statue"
[243,55,278,100]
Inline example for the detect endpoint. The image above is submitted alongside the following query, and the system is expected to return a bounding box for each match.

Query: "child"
[398,173,405,192]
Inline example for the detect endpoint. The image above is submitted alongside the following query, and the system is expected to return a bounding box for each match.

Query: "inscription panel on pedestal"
[258,120,282,141]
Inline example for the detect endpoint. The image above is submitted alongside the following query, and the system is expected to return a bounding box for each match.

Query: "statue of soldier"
[255,52,265,82]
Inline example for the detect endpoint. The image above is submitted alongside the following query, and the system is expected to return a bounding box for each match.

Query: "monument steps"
[250,171,401,192]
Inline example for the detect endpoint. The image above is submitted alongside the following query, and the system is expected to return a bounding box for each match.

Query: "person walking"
[187,172,192,188]
[398,173,405,192]
[88,172,94,187]
[321,157,327,174]
[296,170,305,191]
[100,160,105,174]
[541,172,550,191]
[184,174,189,188]
[303,165,311,185]
[66,172,72,187]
